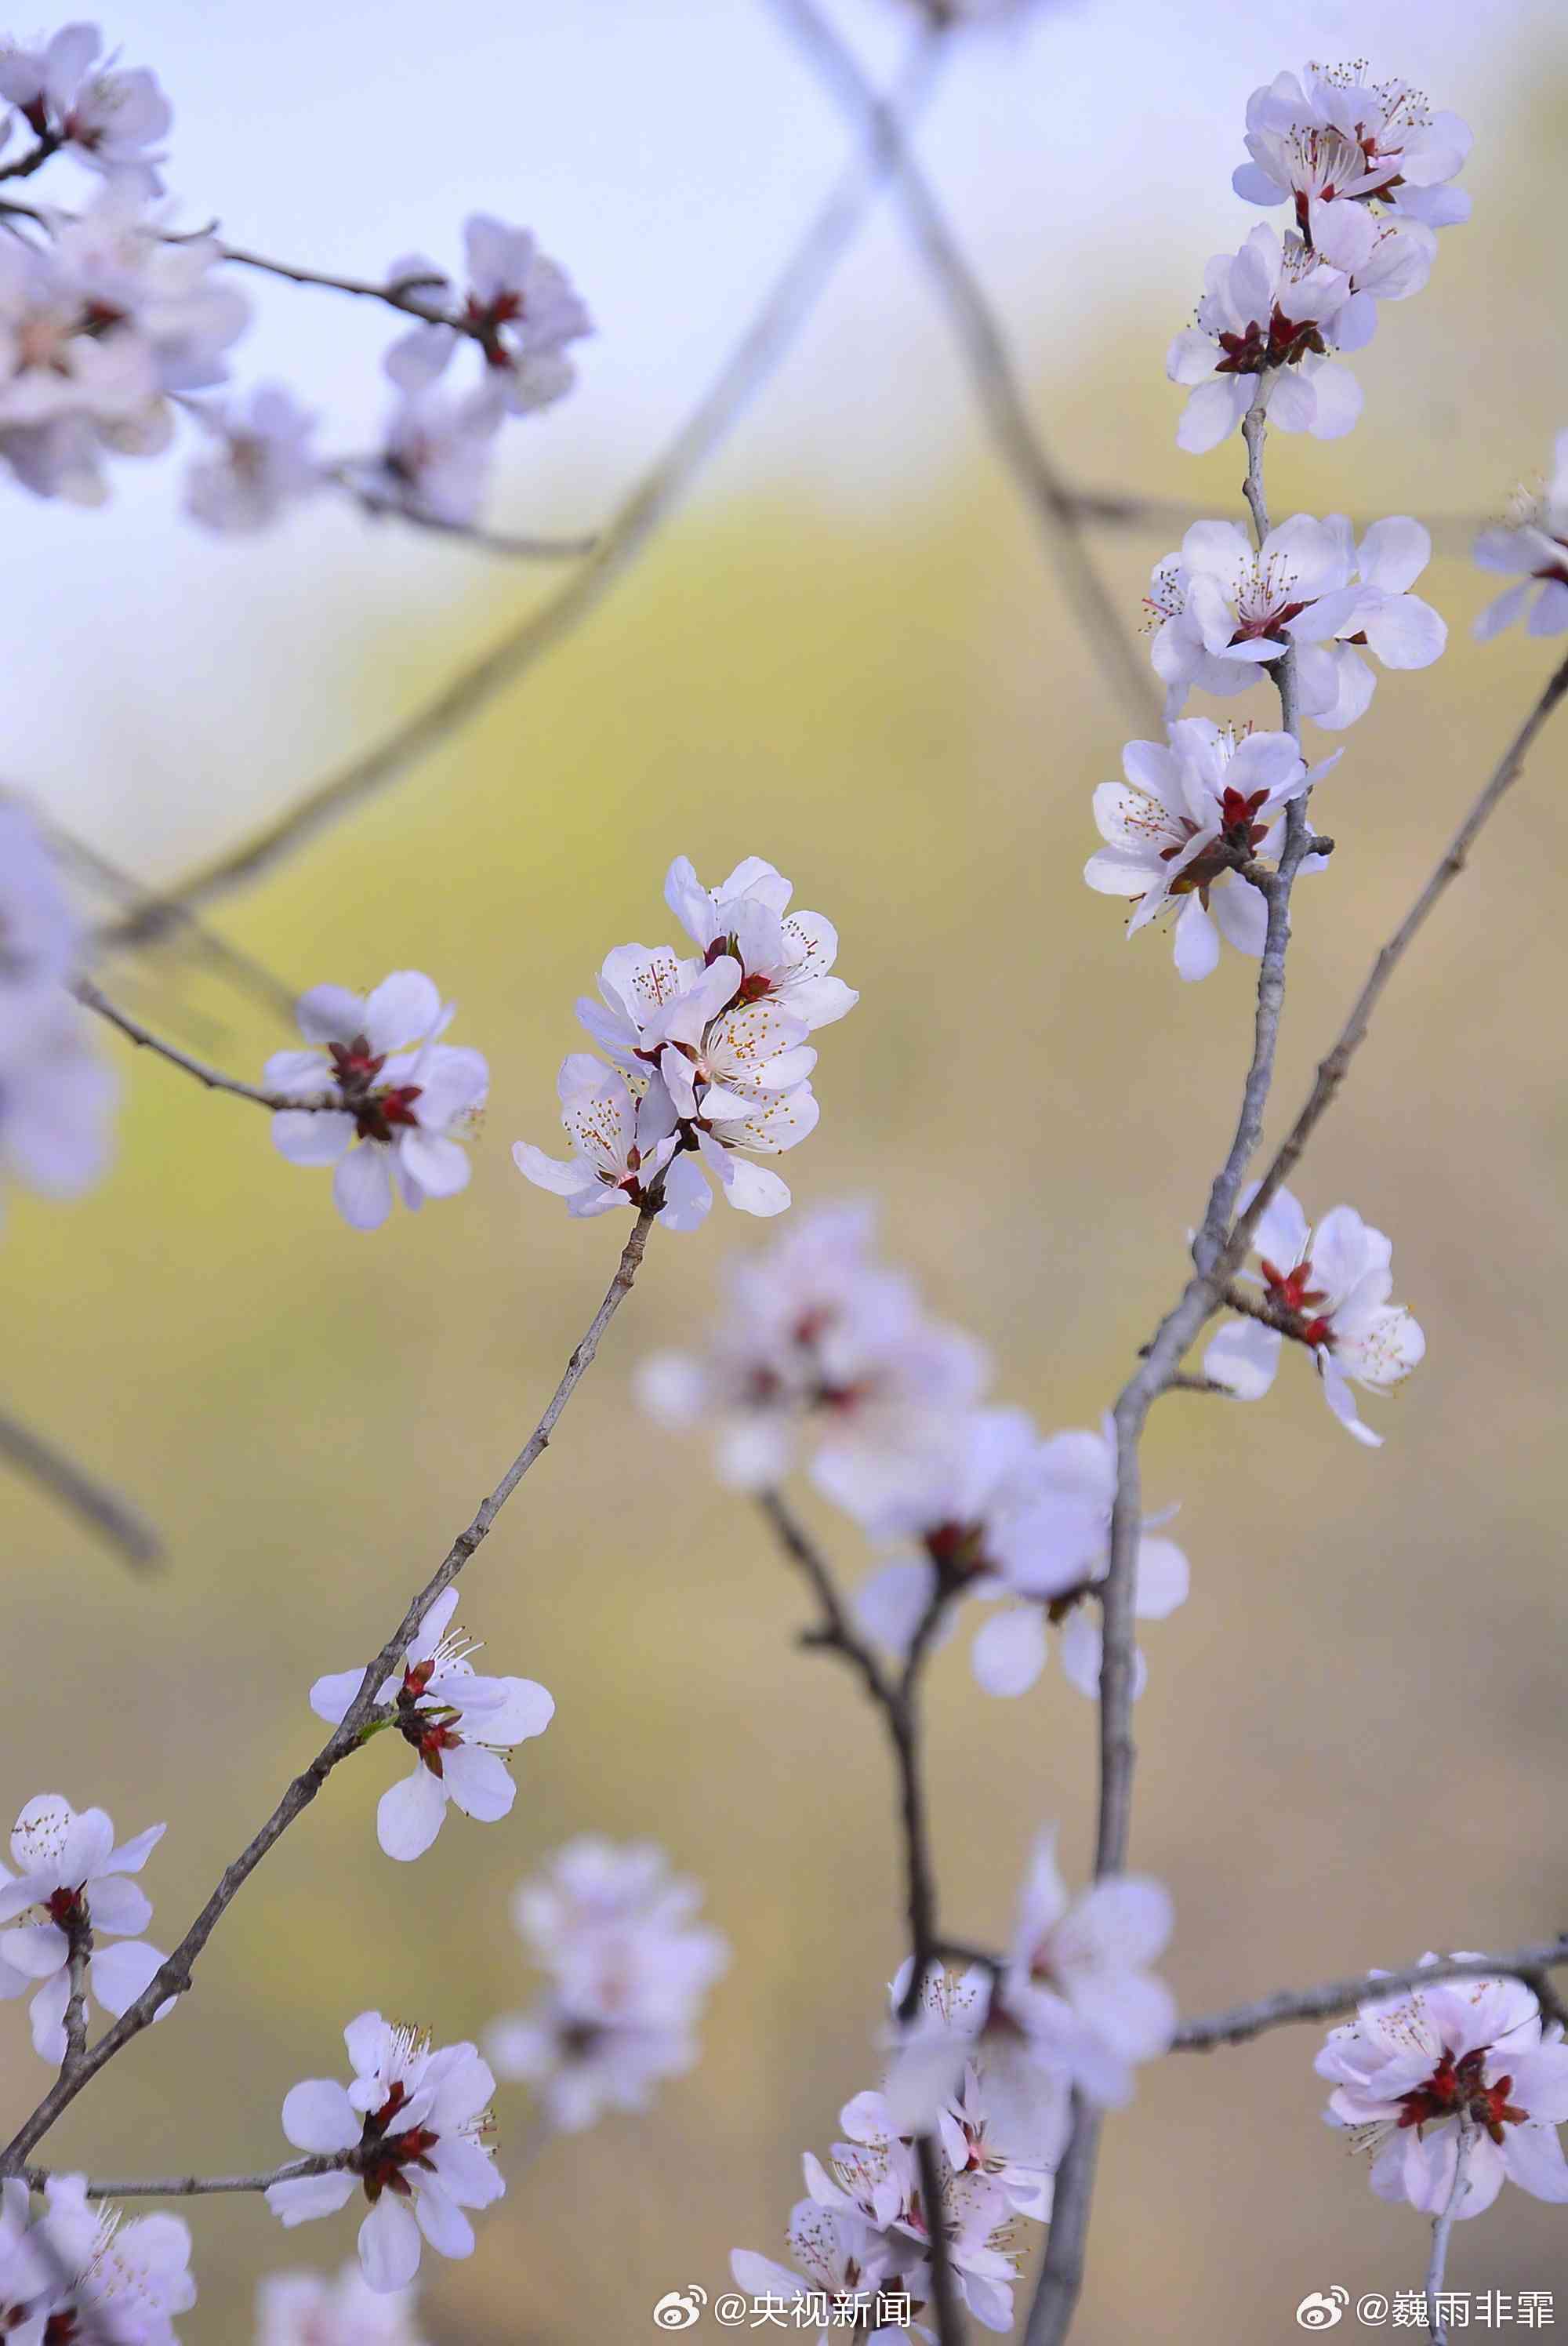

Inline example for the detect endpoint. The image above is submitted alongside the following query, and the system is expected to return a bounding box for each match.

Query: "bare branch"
[75,979,328,1110]
[17,2152,350,2199]
[1171,1939,1568,2051]
[60,1915,91,2081]
[0,1209,657,2170]
[0,1406,162,1570]
[100,28,952,947]
[764,0,1160,731]
[758,1487,891,1707]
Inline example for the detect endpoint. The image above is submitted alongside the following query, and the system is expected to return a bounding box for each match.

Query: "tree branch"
[0,1209,657,2170]
[75,979,332,1110]
[1171,1938,1568,2051]
[100,27,952,947]
[763,0,1160,731]
[17,2152,352,2199]
[0,1405,162,1570]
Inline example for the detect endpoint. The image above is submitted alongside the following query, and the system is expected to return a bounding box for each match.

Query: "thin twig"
[75,979,329,1110]
[17,2152,351,2199]
[0,1209,657,2170]
[0,1406,162,1570]
[100,29,952,947]
[1171,1938,1568,2051]
[332,470,599,561]
[60,1916,91,2081]
[764,0,1159,730]
[1426,2115,1472,2345]
[759,1487,891,1706]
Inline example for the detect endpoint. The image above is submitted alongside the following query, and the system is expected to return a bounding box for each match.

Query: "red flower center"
[1396,2046,1528,2148]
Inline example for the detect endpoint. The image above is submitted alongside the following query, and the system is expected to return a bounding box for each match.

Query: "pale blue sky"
[5,0,1551,869]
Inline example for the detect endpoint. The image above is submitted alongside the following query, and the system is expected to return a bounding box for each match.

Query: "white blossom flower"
[384,216,590,416]
[1166,224,1363,455]
[888,1963,1069,2223]
[487,1838,728,2132]
[514,1057,710,1231]
[663,855,858,1032]
[0,797,80,1026]
[266,2016,503,2295]
[267,971,487,1233]
[361,383,502,528]
[804,2108,1019,2333]
[0,1793,171,2063]
[1084,719,1323,980]
[573,942,724,1075]
[256,2261,426,2346]
[1203,1184,1425,1446]
[731,2201,925,2346]
[1318,1961,1568,2217]
[1234,66,1472,235]
[31,2172,195,2344]
[0,24,172,189]
[0,990,117,1222]
[309,1589,554,1863]
[1148,515,1443,728]
[184,383,322,534]
[1474,434,1568,641]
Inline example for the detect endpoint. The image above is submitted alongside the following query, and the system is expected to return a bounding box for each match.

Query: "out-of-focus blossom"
[359,383,502,529]
[28,2170,195,2343]
[184,383,321,534]
[1474,434,1568,641]
[256,2261,426,2346]
[384,215,590,416]
[0,24,172,190]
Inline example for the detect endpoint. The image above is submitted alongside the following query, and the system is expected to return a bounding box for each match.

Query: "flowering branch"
[0,1208,656,2171]
[74,979,336,1110]
[0,1404,162,1570]
[1426,2115,1472,2345]
[1171,1940,1568,2052]
[99,28,952,949]
[763,0,1159,729]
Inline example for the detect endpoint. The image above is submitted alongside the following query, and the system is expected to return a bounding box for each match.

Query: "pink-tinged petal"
[1501,2123,1568,2202]
[1201,1317,1280,1400]
[971,1606,1047,1698]
[88,1937,167,2017]
[362,971,442,1053]
[333,1146,394,1231]
[376,1768,448,1862]
[440,1744,515,1825]
[359,2195,423,2291]
[310,1667,368,1727]
[267,2170,355,2226]
[296,986,366,1045]
[1171,898,1220,982]
[281,2079,361,2155]
[1176,376,1249,455]
[1507,2045,1568,2126]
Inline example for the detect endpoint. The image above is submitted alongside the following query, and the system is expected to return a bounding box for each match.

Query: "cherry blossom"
[0,990,116,1224]
[1148,514,1444,728]
[360,383,503,529]
[1084,719,1326,981]
[514,1059,710,1231]
[1234,66,1472,237]
[309,1589,554,1862]
[804,2105,1020,2333]
[1473,433,1568,641]
[256,2262,426,2346]
[266,971,488,1233]
[27,2171,195,2344]
[638,1204,988,1498]
[265,2015,503,2294]
[487,1838,728,2132]
[384,216,591,417]
[1203,1184,1425,1446]
[1318,1961,1568,2217]
[0,24,172,189]
[731,2202,926,2346]
[890,1962,1069,2222]
[184,383,322,534]
[0,1793,172,2063]
[663,855,859,1033]
[1166,224,1363,455]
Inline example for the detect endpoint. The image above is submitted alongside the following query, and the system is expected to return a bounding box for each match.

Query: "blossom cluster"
[0,2171,195,2345]
[265,970,488,1233]
[0,24,588,532]
[735,1834,1174,2339]
[1319,1961,1568,2219]
[0,1792,172,2062]
[310,1588,554,1861]
[485,1837,730,2131]
[1168,65,1469,452]
[266,2013,504,2293]
[517,855,854,1227]
[0,799,115,1224]
[640,1205,1189,1698]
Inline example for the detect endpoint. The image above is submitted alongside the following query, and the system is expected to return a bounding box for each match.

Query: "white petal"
[267,2171,355,2227]
[359,2194,423,2291]
[281,2079,361,2154]
[333,1146,395,1231]
[376,1767,448,1861]
[971,1606,1048,1698]
[441,1744,515,1825]
[1201,1317,1280,1400]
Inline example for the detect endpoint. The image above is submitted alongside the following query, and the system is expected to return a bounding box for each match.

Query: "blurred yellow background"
[6,19,1568,2343]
